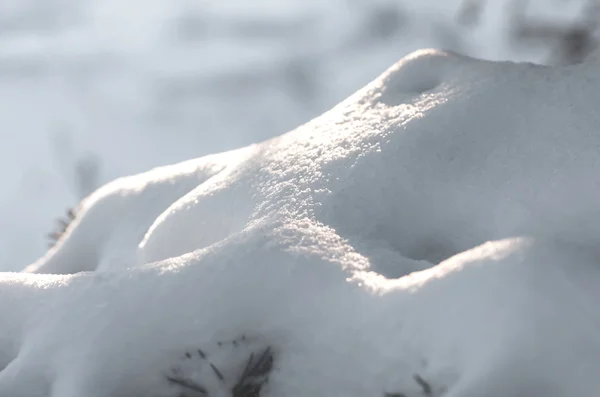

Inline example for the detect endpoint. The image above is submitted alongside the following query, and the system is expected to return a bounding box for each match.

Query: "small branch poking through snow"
[232,347,274,397]
[384,373,434,397]
[165,338,274,397]
[166,375,208,395]
[47,207,78,248]
[413,374,433,396]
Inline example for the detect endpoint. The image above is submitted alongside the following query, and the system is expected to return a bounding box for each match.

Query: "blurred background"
[0,0,598,271]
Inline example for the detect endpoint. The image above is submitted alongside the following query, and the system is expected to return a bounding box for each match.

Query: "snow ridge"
[1,49,600,396]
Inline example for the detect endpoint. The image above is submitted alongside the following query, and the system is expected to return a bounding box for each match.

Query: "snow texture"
[3,49,600,396]
[0,0,590,271]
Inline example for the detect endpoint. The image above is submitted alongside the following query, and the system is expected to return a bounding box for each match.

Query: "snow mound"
[3,49,600,396]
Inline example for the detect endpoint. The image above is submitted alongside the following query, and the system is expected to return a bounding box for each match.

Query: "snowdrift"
[2,49,600,396]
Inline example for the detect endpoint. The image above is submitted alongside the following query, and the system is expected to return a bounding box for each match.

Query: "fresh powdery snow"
[2,49,600,396]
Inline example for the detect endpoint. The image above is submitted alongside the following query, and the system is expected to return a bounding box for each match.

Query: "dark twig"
[47,207,78,247]
[166,375,208,395]
[232,347,274,397]
[210,363,225,381]
[167,341,274,397]
[413,374,433,396]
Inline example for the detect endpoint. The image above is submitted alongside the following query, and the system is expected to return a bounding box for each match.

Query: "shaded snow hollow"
[3,49,600,396]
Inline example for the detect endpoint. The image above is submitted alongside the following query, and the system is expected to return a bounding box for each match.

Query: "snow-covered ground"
[1,47,599,396]
[0,0,593,270]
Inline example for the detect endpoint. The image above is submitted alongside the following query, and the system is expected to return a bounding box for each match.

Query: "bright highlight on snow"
[2,48,600,396]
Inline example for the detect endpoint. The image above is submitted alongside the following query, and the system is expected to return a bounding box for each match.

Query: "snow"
[0,0,593,270]
[1,48,600,396]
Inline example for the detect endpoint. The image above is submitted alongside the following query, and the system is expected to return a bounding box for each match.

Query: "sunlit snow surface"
[0,0,590,270]
[2,49,600,396]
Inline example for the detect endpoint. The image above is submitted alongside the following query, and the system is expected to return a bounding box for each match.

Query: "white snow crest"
[2,49,600,396]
